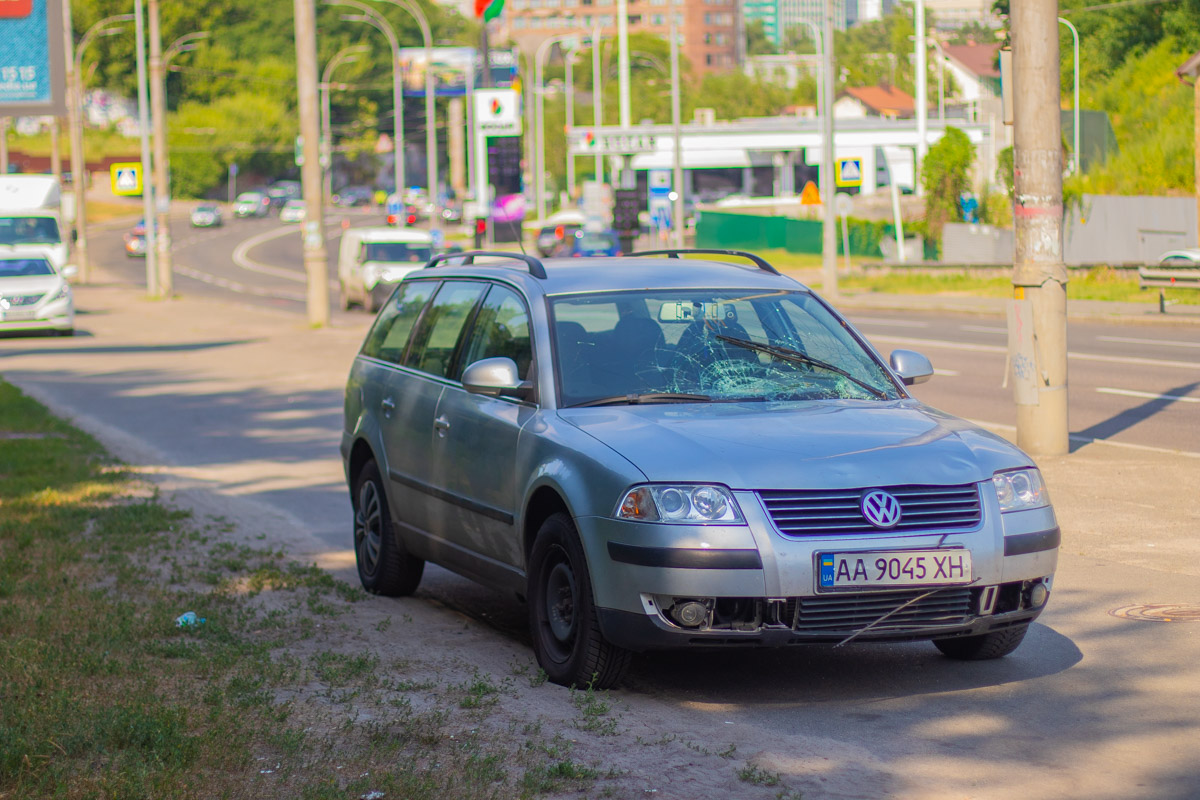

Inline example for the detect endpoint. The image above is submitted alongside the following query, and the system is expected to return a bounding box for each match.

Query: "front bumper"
[576,489,1059,652]
[0,296,74,333]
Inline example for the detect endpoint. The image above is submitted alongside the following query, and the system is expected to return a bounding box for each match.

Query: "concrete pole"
[592,27,603,182]
[820,0,838,300]
[50,119,62,181]
[63,0,89,283]
[148,0,172,298]
[617,0,631,129]
[449,97,465,199]
[1058,17,1079,173]
[669,16,684,249]
[535,39,549,221]
[295,0,330,327]
[1012,0,1069,455]
[914,0,927,194]
[565,53,575,198]
[133,0,159,297]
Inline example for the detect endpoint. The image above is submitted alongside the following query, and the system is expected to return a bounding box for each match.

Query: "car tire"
[933,624,1029,660]
[56,328,75,337]
[352,461,424,596]
[528,512,631,689]
[341,282,357,311]
[364,287,380,314]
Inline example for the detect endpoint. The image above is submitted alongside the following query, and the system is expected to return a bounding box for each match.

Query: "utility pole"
[914,0,927,193]
[133,0,159,298]
[148,0,172,298]
[62,0,90,283]
[1010,0,1069,455]
[820,0,838,300]
[294,0,329,327]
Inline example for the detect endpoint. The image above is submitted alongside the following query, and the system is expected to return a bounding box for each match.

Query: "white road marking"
[1098,335,1200,350]
[175,265,308,302]
[848,317,930,328]
[933,368,960,376]
[1096,387,1200,404]
[870,334,1200,370]
[959,325,1007,334]
[229,219,350,283]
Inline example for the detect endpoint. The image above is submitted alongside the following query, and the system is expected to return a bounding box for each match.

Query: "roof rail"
[629,248,781,276]
[425,250,547,279]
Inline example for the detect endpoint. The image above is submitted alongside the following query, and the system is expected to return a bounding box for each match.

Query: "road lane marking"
[869,334,1200,370]
[848,317,930,328]
[933,368,960,376]
[1096,387,1200,404]
[230,219,351,283]
[959,325,1006,334]
[1098,335,1200,350]
[175,265,308,302]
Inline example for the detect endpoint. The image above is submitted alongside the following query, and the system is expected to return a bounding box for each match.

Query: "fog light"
[670,600,709,628]
[1028,582,1049,608]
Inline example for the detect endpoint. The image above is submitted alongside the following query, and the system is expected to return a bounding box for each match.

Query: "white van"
[0,176,69,270]
[337,226,434,312]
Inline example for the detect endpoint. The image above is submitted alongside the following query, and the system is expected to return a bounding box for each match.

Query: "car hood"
[0,274,63,297]
[558,400,1030,490]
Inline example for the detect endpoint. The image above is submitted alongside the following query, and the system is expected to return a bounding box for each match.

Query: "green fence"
[695,210,901,258]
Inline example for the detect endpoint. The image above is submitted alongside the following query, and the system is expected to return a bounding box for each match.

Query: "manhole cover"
[1110,604,1200,622]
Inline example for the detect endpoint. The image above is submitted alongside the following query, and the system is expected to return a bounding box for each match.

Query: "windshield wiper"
[571,392,713,408]
[713,334,890,400]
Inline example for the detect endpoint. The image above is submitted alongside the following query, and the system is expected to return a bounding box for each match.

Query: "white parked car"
[337,226,433,312]
[279,199,306,223]
[233,191,271,218]
[0,254,75,336]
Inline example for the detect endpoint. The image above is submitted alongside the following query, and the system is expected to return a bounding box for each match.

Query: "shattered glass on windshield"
[551,289,901,407]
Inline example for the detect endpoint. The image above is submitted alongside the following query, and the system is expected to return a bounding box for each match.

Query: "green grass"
[0,380,614,799]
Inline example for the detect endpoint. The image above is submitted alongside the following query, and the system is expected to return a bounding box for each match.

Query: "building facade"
[742,0,848,48]
[502,0,740,74]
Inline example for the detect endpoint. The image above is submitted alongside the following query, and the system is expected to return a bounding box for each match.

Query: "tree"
[746,19,776,56]
[920,126,976,248]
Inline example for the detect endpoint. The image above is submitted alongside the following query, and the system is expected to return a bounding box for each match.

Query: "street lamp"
[327,0,404,196]
[591,26,603,183]
[668,15,683,249]
[70,13,134,284]
[321,44,369,202]
[1058,16,1080,174]
[367,0,439,228]
[535,33,591,222]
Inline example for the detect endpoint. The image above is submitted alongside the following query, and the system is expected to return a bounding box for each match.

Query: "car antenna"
[508,215,527,256]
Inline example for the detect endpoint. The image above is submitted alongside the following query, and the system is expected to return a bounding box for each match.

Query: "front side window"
[360,280,437,364]
[458,285,534,381]
[550,289,900,407]
[405,281,488,378]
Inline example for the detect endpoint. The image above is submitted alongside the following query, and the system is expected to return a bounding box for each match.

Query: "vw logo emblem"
[861,490,902,529]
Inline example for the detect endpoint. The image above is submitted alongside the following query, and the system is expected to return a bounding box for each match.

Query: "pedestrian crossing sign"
[835,158,862,188]
[110,162,143,196]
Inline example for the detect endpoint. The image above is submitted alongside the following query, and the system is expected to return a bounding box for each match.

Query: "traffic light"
[613,188,641,234]
[474,217,487,248]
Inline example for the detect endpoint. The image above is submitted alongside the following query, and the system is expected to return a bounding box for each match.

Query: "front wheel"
[352,461,424,596]
[528,513,631,688]
[934,624,1029,660]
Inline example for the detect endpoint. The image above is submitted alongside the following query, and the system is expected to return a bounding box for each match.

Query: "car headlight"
[616,485,743,524]
[993,468,1049,512]
[50,283,71,302]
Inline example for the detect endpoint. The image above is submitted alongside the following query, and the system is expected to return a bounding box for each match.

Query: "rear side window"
[458,285,533,380]
[360,281,437,364]
[405,281,487,378]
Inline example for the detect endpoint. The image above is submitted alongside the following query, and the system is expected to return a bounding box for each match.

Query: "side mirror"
[890,349,934,386]
[61,264,78,280]
[462,357,533,399]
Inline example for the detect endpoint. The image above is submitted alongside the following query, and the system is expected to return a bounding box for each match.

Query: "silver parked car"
[340,250,1060,688]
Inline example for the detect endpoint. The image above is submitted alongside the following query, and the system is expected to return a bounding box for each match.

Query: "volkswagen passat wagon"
[340,250,1060,688]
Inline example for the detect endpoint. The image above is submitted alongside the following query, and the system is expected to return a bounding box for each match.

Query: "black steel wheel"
[352,460,423,596]
[934,624,1029,660]
[528,512,631,688]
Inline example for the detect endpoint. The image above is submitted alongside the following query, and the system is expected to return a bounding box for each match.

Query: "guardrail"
[1137,266,1200,313]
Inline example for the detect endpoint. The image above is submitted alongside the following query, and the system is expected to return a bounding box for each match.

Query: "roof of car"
[419,251,806,296]
[344,226,432,244]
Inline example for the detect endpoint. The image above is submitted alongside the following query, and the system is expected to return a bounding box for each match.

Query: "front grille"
[794,587,972,633]
[760,484,982,536]
[1,294,44,307]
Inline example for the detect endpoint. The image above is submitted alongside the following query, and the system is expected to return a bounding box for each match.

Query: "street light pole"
[321,45,368,202]
[914,0,928,194]
[820,0,837,299]
[295,0,330,327]
[565,49,575,198]
[1058,16,1080,173]
[132,0,159,297]
[535,33,583,221]
[592,26,603,182]
[330,0,404,196]
[68,11,134,284]
[669,16,684,249]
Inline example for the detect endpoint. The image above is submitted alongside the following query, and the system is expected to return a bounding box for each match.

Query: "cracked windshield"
[552,288,900,406]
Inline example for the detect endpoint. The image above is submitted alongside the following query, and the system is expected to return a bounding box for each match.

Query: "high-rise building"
[741,0,847,49]
[502,0,740,75]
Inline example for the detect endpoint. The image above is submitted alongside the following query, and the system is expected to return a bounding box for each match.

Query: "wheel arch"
[347,438,379,488]
[523,485,572,565]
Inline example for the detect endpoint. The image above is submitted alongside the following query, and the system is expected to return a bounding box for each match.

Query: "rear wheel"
[352,461,423,596]
[364,285,380,314]
[341,281,357,310]
[934,624,1029,660]
[528,513,631,688]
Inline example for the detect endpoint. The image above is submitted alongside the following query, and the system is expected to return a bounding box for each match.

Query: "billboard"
[398,46,517,97]
[0,0,67,115]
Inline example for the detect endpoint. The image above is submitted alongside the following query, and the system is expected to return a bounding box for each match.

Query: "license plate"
[818,549,972,590]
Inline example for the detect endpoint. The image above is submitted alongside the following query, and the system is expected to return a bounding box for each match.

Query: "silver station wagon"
[340,250,1060,688]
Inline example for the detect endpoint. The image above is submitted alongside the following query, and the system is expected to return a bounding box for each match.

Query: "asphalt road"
[5,222,1200,797]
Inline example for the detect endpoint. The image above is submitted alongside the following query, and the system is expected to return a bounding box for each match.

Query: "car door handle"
[434,415,451,435]
[381,397,395,417]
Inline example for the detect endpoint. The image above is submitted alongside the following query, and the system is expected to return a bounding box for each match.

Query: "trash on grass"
[175,611,206,628]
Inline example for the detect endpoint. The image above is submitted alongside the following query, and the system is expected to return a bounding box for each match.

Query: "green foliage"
[746,19,776,56]
[920,127,976,248]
